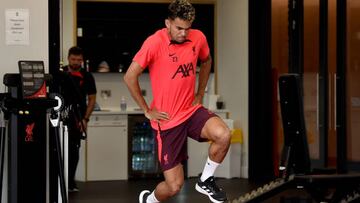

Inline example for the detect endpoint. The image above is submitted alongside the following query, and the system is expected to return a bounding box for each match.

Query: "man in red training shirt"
[124,1,230,202]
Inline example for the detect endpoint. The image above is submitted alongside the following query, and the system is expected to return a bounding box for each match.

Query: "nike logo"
[169,53,176,57]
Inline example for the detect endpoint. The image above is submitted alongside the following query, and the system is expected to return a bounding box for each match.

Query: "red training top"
[133,28,210,130]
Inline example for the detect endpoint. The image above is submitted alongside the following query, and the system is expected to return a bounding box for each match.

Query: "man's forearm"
[84,95,96,119]
[197,56,212,97]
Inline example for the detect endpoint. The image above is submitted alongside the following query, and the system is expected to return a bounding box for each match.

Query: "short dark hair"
[68,46,84,57]
[168,0,195,22]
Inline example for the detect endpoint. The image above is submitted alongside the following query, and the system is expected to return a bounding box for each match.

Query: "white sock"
[200,157,220,182]
[146,190,160,203]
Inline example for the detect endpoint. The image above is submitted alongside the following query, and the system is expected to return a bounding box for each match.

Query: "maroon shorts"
[153,107,218,171]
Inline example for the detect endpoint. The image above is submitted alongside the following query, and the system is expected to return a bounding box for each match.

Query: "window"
[76,1,215,73]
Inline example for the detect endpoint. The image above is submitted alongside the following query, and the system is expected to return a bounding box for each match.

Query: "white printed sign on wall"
[5,9,30,45]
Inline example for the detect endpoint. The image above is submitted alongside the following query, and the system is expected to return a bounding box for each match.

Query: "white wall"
[62,0,74,62]
[217,0,249,178]
[93,73,215,111]
[0,0,48,201]
[0,0,49,82]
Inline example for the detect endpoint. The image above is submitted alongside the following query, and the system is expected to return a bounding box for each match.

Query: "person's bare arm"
[84,94,96,119]
[81,94,96,131]
[124,62,169,121]
[193,55,212,105]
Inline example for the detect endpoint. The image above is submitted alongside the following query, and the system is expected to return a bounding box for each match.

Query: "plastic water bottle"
[132,155,136,170]
[135,155,141,170]
[120,96,127,111]
[85,60,90,72]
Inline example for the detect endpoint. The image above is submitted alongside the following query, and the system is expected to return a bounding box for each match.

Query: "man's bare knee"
[213,126,231,145]
[166,180,183,196]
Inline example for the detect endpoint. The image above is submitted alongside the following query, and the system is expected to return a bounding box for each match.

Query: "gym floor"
[68,177,314,203]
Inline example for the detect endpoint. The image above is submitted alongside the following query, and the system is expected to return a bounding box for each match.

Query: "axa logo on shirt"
[171,62,195,79]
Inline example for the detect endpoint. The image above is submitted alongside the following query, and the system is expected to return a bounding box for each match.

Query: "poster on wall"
[5,9,30,45]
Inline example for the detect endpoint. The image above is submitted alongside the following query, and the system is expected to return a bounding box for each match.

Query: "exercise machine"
[0,61,67,203]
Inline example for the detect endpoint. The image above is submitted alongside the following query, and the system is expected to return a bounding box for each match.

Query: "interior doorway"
[271,0,360,173]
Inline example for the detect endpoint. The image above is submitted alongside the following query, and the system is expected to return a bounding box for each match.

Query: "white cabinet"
[76,114,128,181]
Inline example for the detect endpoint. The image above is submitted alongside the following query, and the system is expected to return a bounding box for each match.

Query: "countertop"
[93,109,144,115]
[92,107,229,115]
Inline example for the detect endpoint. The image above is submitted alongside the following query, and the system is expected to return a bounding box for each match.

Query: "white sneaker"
[68,187,79,192]
[139,190,151,203]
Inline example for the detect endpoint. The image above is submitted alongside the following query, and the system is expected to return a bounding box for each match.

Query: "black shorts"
[153,107,217,171]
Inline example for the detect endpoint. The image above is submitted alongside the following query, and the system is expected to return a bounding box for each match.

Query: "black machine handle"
[3,73,53,87]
